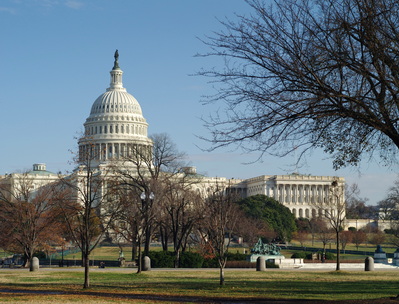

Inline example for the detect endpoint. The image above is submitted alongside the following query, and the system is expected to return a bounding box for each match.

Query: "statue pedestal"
[248,254,285,263]
[373,253,387,263]
[393,248,399,266]
[374,245,387,263]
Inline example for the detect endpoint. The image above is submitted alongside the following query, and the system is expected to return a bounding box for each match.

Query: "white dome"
[78,50,153,166]
[90,90,143,116]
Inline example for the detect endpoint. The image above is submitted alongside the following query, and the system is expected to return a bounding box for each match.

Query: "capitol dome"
[90,90,143,117]
[78,50,153,165]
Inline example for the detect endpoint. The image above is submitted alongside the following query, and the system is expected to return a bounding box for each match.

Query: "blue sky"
[0,0,397,204]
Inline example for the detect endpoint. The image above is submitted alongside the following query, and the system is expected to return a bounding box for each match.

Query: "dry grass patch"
[0,269,399,303]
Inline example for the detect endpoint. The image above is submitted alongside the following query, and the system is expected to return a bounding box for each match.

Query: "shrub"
[147,251,174,268]
[203,257,218,268]
[227,252,247,261]
[180,252,204,268]
[226,260,255,268]
[34,251,46,259]
[202,252,248,268]
[266,261,279,268]
[147,251,206,268]
[291,252,306,259]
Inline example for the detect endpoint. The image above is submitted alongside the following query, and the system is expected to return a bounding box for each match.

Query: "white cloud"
[65,0,83,9]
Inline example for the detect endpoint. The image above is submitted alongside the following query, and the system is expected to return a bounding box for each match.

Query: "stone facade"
[228,174,345,219]
[0,163,61,200]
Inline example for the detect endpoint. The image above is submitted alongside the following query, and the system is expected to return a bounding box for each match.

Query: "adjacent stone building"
[228,174,345,219]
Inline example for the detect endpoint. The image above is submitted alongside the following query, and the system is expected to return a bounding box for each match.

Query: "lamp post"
[136,191,155,273]
[140,192,155,205]
[140,191,155,256]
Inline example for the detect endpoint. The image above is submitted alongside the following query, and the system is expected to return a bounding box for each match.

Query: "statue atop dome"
[113,49,120,70]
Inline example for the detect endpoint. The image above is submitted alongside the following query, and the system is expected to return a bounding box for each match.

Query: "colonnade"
[85,123,146,137]
[79,142,152,162]
[272,183,330,205]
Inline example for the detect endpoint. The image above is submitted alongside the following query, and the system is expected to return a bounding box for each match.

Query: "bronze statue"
[251,238,281,255]
[113,49,120,69]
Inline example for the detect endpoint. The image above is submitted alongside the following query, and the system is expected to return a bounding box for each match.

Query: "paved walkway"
[299,262,399,270]
[2,262,399,272]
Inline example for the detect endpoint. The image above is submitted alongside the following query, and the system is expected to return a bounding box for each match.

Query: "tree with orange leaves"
[0,173,64,271]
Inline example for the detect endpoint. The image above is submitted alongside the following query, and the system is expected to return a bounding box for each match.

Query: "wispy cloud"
[65,0,83,9]
[0,6,16,14]
[33,0,58,8]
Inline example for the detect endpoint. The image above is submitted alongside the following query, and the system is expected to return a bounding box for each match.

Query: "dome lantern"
[108,49,123,91]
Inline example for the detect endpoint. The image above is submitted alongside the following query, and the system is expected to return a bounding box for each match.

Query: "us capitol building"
[0,51,344,220]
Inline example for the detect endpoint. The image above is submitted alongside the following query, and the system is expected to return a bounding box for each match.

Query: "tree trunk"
[131,238,137,262]
[336,230,340,271]
[29,256,34,272]
[83,253,90,288]
[174,250,180,268]
[159,226,169,251]
[137,241,142,274]
[144,226,151,256]
[219,266,225,286]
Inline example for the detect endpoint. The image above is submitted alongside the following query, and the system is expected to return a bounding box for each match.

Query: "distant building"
[0,163,61,200]
[228,174,345,218]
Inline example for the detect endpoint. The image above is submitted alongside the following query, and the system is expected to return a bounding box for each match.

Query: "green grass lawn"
[0,269,399,303]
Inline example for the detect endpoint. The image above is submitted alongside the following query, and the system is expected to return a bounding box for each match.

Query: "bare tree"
[340,231,353,254]
[294,231,309,248]
[378,199,399,221]
[369,229,386,246]
[378,177,399,223]
[236,216,275,246]
[199,0,399,169]
[58,144,122,288]
[109,186,141,263]
[112,133,188,271]
[313,179,346,270]
[352,230,367,250]
[199,184,242,286]
[308,217,327,246]
[0,174,63,271]
[316,228,335,255]
[162,179,204,267]
[346,184,375,220]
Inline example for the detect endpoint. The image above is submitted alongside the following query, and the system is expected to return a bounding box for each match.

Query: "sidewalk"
[299,262,399,270]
